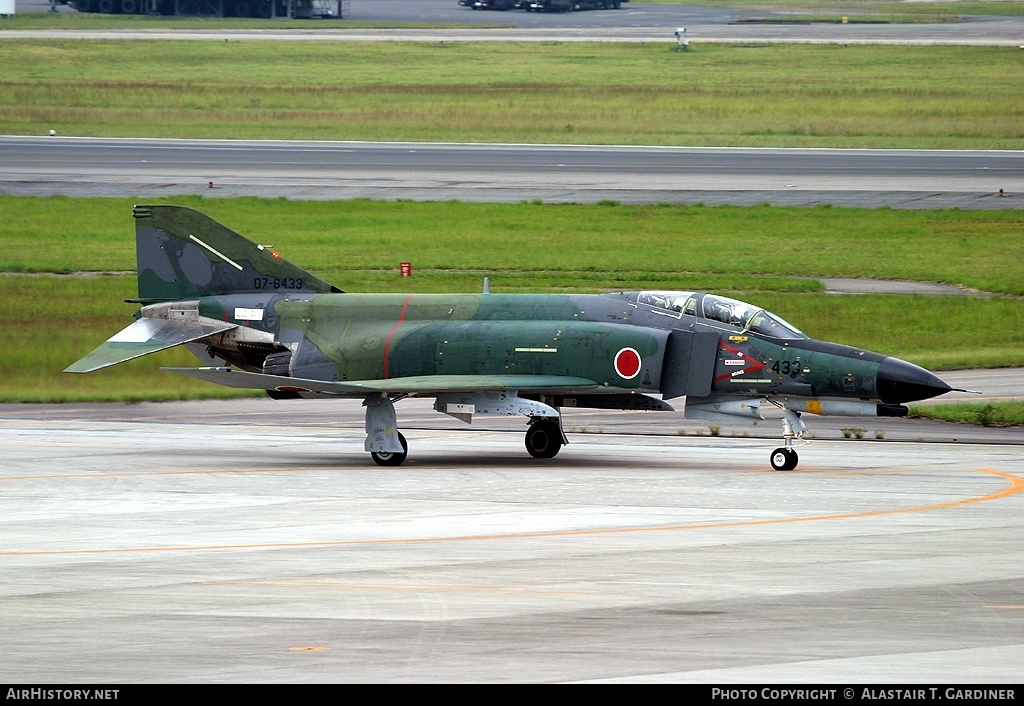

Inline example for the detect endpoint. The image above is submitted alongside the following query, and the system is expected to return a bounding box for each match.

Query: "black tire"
[371,432,408,467]
[120,0,138,13]
[525,422,562,459]
[96,0,117,12]
[72,0,95,12]
[785,448,799,470]
[770,447,798,471]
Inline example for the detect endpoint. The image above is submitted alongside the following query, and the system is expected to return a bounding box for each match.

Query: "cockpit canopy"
[636,290,807,339]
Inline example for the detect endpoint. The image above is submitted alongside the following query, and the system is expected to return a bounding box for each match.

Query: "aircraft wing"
[161,367,603,397]
[65,318,237,373]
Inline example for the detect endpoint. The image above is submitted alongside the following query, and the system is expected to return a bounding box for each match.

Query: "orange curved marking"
[2,468,1020,558]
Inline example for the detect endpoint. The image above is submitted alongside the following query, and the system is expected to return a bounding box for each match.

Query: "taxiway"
[1,397,1021,682]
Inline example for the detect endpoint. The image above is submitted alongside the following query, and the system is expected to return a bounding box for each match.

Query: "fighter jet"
[67,205,956,470]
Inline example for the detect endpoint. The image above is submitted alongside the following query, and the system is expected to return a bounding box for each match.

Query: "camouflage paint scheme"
[67,206,954,469]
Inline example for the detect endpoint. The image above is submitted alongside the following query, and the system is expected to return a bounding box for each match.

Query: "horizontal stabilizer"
[162,367,602,397]
[65,318,236,373]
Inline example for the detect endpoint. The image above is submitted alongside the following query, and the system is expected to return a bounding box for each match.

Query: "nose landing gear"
[769,407,806,471]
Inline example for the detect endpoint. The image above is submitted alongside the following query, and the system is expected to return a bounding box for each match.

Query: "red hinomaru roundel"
[614,347,642,380]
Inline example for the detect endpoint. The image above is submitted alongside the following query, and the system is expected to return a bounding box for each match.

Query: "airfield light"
[675,28,689,52]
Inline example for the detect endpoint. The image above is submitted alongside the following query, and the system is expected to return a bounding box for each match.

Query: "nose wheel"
[770,447,798,471]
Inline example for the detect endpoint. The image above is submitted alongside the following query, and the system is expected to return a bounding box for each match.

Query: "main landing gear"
[768,405,807,471]
[362,395,567,466]
[364,395,410,466]
[524,417,565,459]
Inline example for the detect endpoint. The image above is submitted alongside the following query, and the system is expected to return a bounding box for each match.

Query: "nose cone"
[877,357,952,404]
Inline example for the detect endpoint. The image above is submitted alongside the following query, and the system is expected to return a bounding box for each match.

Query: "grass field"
[5,196,1022,295]
[1,41,1021,148]
[2,196,1023,402]
[910,401,1024,427]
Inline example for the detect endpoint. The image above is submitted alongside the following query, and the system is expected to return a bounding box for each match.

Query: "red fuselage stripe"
[383,295,415,379]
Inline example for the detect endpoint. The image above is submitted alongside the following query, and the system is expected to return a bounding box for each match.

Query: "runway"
[1,396,1021,683]
[3,136,1021,208]
[10,0,1024,45]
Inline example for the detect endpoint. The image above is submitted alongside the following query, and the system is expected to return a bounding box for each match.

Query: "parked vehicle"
[70,0,343,18]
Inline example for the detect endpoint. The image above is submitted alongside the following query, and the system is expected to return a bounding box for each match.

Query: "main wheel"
[371,432,408,467]
[770,447,798,471]
[525,422,562,459]
[120,0,138,13]
[96,0,117,12]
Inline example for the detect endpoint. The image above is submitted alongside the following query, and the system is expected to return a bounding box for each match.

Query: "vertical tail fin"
[132,204,341,303]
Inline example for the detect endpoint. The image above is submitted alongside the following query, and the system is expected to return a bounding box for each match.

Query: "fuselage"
[186,289,950,406]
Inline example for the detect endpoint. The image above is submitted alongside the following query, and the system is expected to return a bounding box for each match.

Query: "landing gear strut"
[364,394,409,466]
[525,417,564,459]
[769,407,806,471]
